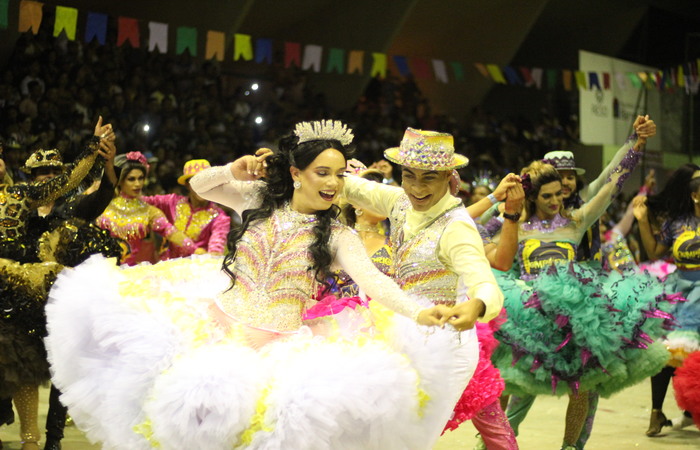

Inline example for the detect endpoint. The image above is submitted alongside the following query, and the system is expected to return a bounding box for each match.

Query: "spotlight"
[254,116,263,125]
[251,83,259,91]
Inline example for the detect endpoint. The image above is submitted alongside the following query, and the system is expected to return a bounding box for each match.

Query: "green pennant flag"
[627,72,642,89]
[450,62,465,81]
[176,27,197,56]
[0,0,9,29]
[546,69,558,89]
[326,48,345,73]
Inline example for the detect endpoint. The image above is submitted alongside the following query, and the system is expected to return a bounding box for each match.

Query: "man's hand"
[370,160,394,180]
[492,173,520,202]
[447,299,486,331]
[416,304,452,327]
[503,181,525,215]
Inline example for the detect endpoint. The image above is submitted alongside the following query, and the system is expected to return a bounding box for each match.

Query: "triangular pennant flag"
[546,69,558,89]
[284,42,301,68]
[574,71,587,89]
[371,53,387,78]
[412,58,432,79]
[531,67,543,89]
[326,48,345,73]
[206,31,225,61]
[347,50,364,74]
[562,70,573,90]
[148,22,168,53]
[85,12,107,45]
[503,66,521,85]
[588,72,601,90]
[627,72,642,89]
[474,63,489,78]
[431,59,448,83]
[176,27,197,56]
[603,72,611,89]
[678,65,685,87]
[519,67,533,86]
[393,56,411,76]
[18,0,42,34]
[0,0,8,29]
[302,45,323,72]
[234,34,253,61]
[486,64,506,84]
[255,38,272,64]
[450,62,465,81]
[615,72,628,90]
[117,17,140,48]
[54,6,77,40]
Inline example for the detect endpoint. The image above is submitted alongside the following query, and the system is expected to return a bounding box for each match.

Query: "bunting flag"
[678,64,685,87]
[347,50,364,74]
[450,61,465,81]
[627,72,642,88]
[18,0,42,34]
[562,70,572,90]
[615,72,628,90]
[392,56,410,76]
[371,53,387,78]
[326,48,345,73]
[176,27,197,56]
[603,72,611,89]
[432,59,448,83]
[302,45,322,72]
[547,69,558,89]
[0,0,8,29]
[284,42,301,68]
[574,71,587,89]
[486,64,506,84]
[474,63,489,78]
[519,67,533,86]
[54,6,77,40]
[531,67,543,89]
[85,12,107,45]
[588,72,601,90]
[148,22,168,53]
[234,34,253,61]
[117,17,140,48]
[412,58,432,79]
[255,38,272,64]
[206,31,225,61]
[503,66,520,85]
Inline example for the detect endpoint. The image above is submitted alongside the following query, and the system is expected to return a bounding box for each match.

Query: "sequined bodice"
[97,195,156,243]
[390,196,462,306]
[219,205,343,331]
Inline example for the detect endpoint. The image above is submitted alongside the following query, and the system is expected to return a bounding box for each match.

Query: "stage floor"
[0,380,697,449]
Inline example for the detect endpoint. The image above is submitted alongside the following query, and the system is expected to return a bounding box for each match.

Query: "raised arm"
[190,163,264,216]
[632,195,669,260]
[332,227,449,327]
[483,183,523,271]
[467,173,519,219]
[342,176,404,218]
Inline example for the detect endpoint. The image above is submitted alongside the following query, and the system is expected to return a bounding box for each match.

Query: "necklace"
[354,223,384,234]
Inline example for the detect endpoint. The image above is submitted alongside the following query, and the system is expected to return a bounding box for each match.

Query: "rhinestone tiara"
[294,120,354,146]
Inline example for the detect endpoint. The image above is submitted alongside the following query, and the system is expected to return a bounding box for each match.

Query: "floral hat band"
[542,150,585,175]
[384,128,469,171]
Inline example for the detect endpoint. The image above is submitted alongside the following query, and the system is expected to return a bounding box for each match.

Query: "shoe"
[21,441,40,450]
[646,409,671,436]
[43,438,61,450]
[561,445,577,450]
[671,414,694,430]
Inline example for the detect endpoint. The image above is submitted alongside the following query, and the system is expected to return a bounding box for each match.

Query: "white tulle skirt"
[45,255,478,450]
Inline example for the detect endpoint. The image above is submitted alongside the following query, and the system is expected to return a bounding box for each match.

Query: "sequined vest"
[219,204,343,332]
[390,196,463,306]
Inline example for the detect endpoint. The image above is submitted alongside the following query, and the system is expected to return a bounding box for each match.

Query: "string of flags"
[2,0,698,94]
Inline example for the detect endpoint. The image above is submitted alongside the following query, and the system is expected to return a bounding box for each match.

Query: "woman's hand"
[632,195,649,221]
[416,304,452,327]
[230,148,273,181]
[633,115,656,151]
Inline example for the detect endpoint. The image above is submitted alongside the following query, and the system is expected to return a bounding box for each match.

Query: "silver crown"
[294,120,354,146]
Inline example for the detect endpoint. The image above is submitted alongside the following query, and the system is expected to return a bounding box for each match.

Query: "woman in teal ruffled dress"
[491,116,678,449]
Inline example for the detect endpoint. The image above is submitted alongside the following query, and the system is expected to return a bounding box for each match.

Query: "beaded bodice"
[219,204,343,331]
[390,196,462,306]
[97,194,164,243]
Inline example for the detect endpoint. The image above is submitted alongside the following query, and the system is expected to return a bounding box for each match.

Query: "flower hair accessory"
[294,120,354,146]
[115,151,150,172]
[521,173,534,195]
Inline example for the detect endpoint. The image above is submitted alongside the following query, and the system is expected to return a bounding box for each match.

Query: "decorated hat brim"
[177,173,194,185]
[20,161,65,174]
[384,147,469,171]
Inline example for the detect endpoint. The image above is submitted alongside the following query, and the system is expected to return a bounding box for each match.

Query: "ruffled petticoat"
[673,350,700,430]
[45,254,478,450]
[661,270,700,367]
[492,261,678,398]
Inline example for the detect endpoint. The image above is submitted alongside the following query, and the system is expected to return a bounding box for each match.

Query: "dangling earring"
[356,209,363,216]
[293,181,301,190]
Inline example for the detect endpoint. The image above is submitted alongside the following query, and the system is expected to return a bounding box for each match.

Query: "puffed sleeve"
[190,163,264,216]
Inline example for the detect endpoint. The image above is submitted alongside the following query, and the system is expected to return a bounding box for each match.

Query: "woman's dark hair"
[563,174,586,209]
[342,170,383,228]
[115,162,147,191]
[223,134,354,293]
[647,163,700,222]
[521,160,563,219]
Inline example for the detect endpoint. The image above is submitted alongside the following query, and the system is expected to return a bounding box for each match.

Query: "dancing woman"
[45,121,475,450]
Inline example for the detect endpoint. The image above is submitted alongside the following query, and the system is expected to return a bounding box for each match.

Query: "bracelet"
[487,193,497,204]
[383,178,394,184]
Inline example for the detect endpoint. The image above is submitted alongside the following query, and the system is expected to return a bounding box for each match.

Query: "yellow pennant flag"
[206,31,225,61]
[234,34,253,61]
[574,71,587,89]
[486,64,506,84]
[18,0,42,34]
[54,5,77,40]
[371,53,387,78]
[678,65,685,87]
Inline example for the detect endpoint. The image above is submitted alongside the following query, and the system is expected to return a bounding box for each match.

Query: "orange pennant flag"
[18,0,42,34]
[348,50,364,74]
[562,70,573,91]
[474,63,489,78]
[206,31,225,61]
